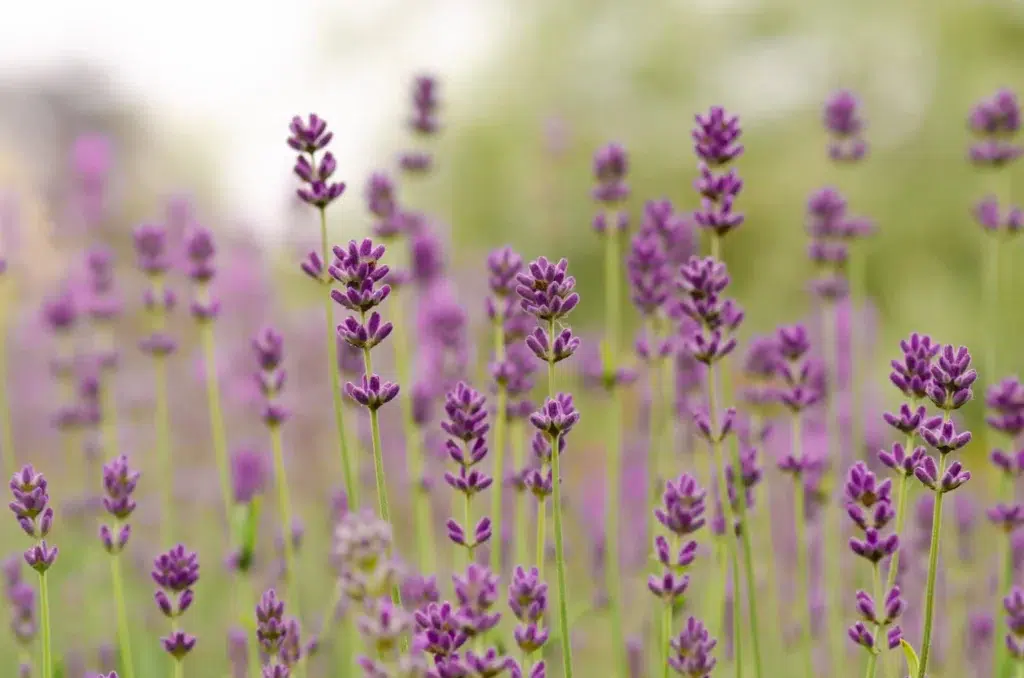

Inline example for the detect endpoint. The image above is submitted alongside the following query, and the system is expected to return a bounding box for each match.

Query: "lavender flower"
[675,256,744,365]
[968,89,1022,167]
[442,382,493,554]
[99,455,138,555]
[692,106,744,239]
[668,617,717,676]
[401,75,441,174]
[152,544,199,662]
[823,90,868,162]
[288,113,346,208]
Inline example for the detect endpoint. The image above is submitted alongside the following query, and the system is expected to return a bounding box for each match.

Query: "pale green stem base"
[821,301,845,671]
[111,553,136,678]
[792,415,814,678]
[39,572,52,678]
[708,359,743,678]
[547,321,573,678]
[490,309,509,576]
[269,424,300,615]
[917,456,948,678]
[199,312,233,526]
[512,420,529,569]
[154,353,174,547]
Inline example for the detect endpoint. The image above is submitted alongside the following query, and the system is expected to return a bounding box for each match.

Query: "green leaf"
[900,638,920,677]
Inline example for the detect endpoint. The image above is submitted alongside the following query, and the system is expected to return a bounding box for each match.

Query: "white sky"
[0,0,502,233]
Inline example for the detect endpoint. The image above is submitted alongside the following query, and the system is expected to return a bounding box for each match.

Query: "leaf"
[900,638,920,677]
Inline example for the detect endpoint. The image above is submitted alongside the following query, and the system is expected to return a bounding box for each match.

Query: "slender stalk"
[916,455,948,678]
[199,310,233,527]
[863,563,882,678]
[111,552,136,678]
[268,424,299,611]
[463,492,473,567]
[752,413,781,663]
[100,368,119,460]
[547,319,573,678]
[662,599,673,678]
[319,207,357,508]
[38,571,52,678]
[792,415,814,678]
[603,225,627,678]
[985,232,1000,388]
[0,297,14,477]
[536,492,547,577]
[551,427,573,678]
[707,363,743,678]
[821,300,845,670]
[390,294,433,572]
[996,472,1014,678]
[722,378,764,676]
[886,430,916,592]
[154,352,174,547]
[512,419,529,570]
[237,573,261,678]
[490,304,509,576]
[360,341,392,527]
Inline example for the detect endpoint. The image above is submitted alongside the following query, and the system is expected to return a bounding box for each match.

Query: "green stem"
[238,572,261,678]
[154,352,174,547]
[603,225,627,678]
[723,382,764,677]
[752,413,781,665]
[863,563,881,678]
[821,300,845,670]
[708,357,743,678]
[111,553,136,678]
[268,424,300,615]
[792,415,815,678]
[463,491,473,567]
[885,432,915,593]
[551,431,573,678]
[490,304,508,576]
[547,318,573,678]
[849,238,867,461]
[100,365,119,460]
[390,292,432,572]
[916,456,947,678]
[38,571,52,678]
[512,419,529,571]
[199,310,233,527]
[320,206,357,509]
[996,473,1014,678]
[985,232,1000,387]
[662,600,673,678]
[536,492,547,577]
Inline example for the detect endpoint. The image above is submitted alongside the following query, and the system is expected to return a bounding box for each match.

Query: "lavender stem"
[320,207,357,509]
[198,303,233,527]
[38,571,52,678]
[821,300,846,670]
[548,319,574,678]
[917,423,950,677]
[791,413,814,678]
[489,304,509,576]
[110,542,136,678]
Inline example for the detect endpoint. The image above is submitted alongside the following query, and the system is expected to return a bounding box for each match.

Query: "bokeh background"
[0,0,1023,675]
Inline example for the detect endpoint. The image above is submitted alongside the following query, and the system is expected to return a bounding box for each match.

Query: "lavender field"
[0,5,1023,678]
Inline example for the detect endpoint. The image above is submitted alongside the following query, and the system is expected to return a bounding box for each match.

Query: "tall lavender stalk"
[289,113,357,508]
[823,89,870,468]
[806,184,871,669]
[912,344,976,677]
[83,247,122,462]
[228,448,267,678]
[988,379,1024,678]
[675,254,744,677]
[333,238,399,533]
[775,325,823,678]
[100,455,139,678]
[968,90,1021,386]
[184,226,233,526]
[592,142,630,677]
[485,247,523,576]
[516,256,581,678]
[9,465,58,678]
[133,223,177,546]
[691,106,763,677]
[253,328,301,619]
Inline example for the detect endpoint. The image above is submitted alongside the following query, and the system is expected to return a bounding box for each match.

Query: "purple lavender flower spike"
[675,256,744,364]
[288,113,346,208]
[253,327,289,427]
[823,90,868,162]
[400,75,441,174]
[99,455,139,555]
[592,143,630,207]
[627,230,671,319]
[1005,587,1024,660]
[515,257,580,323]
[926,344,977,411]
[453,563,502,637]
[668,616,717,676]
[968,89,1022,167]
[333,509,399,604]
[9,465,59,574]
[153,544,199,662]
